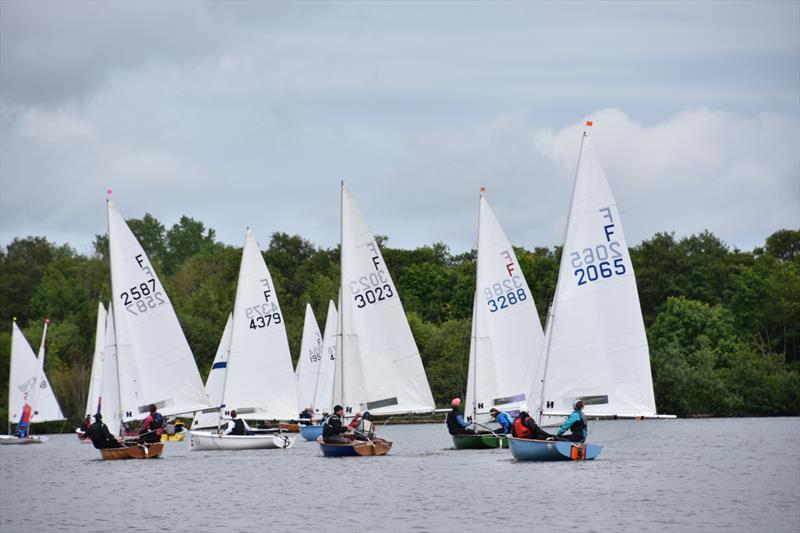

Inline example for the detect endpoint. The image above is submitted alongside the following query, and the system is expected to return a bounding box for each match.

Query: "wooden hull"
[451,432,509,449]
[508,436,602,461]
[0,435,48,445]
[279,422,301,433]
[190,430,295,450]
[317,436,392,457]
[99,442,164,460]
[300,424,324,441]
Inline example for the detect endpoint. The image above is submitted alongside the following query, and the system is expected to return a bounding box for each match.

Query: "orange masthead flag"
[480,186,486,193]
[585,120,593,127]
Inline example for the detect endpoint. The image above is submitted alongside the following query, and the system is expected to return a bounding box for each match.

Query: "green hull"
[451,433,509,449]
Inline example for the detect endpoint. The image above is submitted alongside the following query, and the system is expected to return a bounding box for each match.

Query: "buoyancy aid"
[513,417,533,438]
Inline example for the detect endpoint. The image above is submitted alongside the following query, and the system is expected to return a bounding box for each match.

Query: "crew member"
[489,407,514,434]
[322,405,360,444]
[223,410,252,436]
[557,400,588,442]
[86,413,123,449]
[445,398,473,435]
[513,409,556,440]
[139,404,164,443]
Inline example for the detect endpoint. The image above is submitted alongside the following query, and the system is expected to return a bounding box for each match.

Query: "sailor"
[322,405,360,444]
[299,406,314,425]
[139,404,164,443]
[489,407,514,434]
[445,398,473,435]
[513,408,556,440]
[223,410,252,436]
[556,400,588,442]
[79,415,92,434]
[86,413,123,449]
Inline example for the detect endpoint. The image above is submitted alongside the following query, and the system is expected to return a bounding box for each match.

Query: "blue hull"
[317,437,359,457]
[300,425,323,442]
[508,436,602,461]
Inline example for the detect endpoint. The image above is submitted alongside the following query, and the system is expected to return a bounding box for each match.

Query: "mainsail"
[107,199,208,420]
[100,306,122,436]
[314,299,338,415]
[7,320,64,427]
[538,123,658,419]
[465,196,545,424]
[84,302,107,417]
[335,183,435,415]
[295,304,324,412]
[217,229,298,421]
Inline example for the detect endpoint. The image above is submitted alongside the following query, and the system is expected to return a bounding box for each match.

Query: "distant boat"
[191,313,232,431]
[190,229,297,451]
[97,199,210,459]
[319,183,436,457]
[1,319,64,445]
[76,302,107,441]
[298,300,338,442]
[454,194,546,450]
[514,122,672,462]
[295,303,324,414]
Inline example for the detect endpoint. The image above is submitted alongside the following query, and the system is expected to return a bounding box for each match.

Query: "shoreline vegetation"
[1,215,797,432]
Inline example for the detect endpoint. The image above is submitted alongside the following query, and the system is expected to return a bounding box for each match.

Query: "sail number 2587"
[120,279,166,315]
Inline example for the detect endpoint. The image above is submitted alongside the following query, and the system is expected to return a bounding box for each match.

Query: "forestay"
[84,303,107,417]
[7,321,64,425]
[220,229,298,421]
[539,126,657,419]
[466,196,545,424]
[192,313,232,430]
[335,183,435,415]
[107,200,208,420]
[295,304,323,412]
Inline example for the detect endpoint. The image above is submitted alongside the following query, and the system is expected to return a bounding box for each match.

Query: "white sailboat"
[456,194,546,449]
[511,121,671,462]
[298,300,338,442]
[2,319,64,444]
[320,183,435,457]
[295,303,324,413]
[191,313,232,430]
[99,199,210,459]
[190,229,298,450]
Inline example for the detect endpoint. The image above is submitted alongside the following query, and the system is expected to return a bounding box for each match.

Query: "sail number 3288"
[483,275,527,313]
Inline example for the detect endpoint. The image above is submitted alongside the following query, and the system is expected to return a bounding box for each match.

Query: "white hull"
[189,430,295,451]
[0,435,49,445]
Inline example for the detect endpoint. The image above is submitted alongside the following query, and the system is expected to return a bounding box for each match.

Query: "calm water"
[1,417,798,533]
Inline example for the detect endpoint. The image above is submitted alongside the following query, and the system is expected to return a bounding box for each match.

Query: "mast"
[106,195,124,437]
[338,181,345,412]
[7,318,14,436]
[537,121,591,425]
[470,190,483,423]
[29,319,49,429]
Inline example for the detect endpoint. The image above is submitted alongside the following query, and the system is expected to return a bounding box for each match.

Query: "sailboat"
[318,183,436,457]
[191,313,232,432]
[299,300,338,442]
[76,303,107,441]
[2,319,64,444]
[97,199,210,459]
[509,121,673,462]
[190,229,298,451]
[454,194,546,450]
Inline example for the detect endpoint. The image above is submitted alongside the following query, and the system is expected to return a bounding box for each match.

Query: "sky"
[1,0,798,255]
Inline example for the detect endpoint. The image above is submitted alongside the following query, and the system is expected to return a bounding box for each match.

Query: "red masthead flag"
[585,120,593,127]
[480,186,486,193]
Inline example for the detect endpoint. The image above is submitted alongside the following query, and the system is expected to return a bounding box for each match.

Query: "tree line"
[0,214,797,429]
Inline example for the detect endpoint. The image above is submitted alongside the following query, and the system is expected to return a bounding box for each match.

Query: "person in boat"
[556,400,587,442]
[223,410,253,436]
[86,413,123,449]
[445,398,474,435]
[488,408,514,434]
[139,404,164,443]
[513,409,557,441]
[80,415,92,434]
[298,406,314,425]
[322,405,361,444]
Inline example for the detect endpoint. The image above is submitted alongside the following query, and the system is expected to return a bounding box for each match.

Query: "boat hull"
[300,424,324,441]
[508,436,602,461]
[99,442,164,460]
[190,431,295,450]
[279,422,300,433]
[0,435,48,445]
[317,436,392,457]
[161,432,186,442]
[451,432,509,449]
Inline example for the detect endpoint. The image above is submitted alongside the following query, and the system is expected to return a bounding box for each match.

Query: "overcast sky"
[1,0,798,255]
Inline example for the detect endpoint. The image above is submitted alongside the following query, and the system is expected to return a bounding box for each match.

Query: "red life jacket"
[513,417,532,438]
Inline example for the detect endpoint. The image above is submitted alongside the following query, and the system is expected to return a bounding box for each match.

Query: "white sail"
[220,229,298,420]
[192,313,233,429]
[464,197,546,424]
[314,299,338,415]
[295,304,323,412]
[539,125,657,418]
[85,302,107,417]
[100,306,122,437]
[336,183,435,415]
[7,321,65,425]
[107,200,208,420]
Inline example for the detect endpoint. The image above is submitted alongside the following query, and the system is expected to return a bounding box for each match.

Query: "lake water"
[1,417,798,532]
